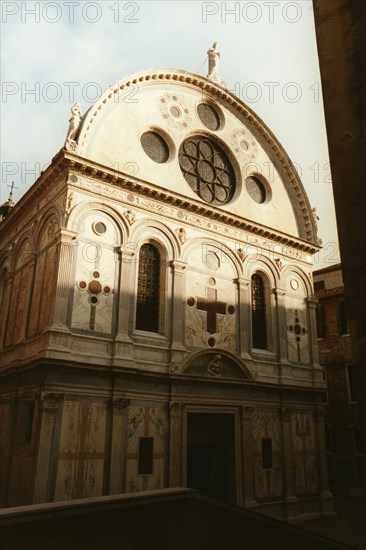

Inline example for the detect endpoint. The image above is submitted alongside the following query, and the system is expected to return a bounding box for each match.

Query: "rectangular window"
[262,437,272,470]
[138,437,153,475]
[347,364,359,402]
[337,301,348,335]
[314,280,325,291]
[20,401,35,446]
[316,305,326,339]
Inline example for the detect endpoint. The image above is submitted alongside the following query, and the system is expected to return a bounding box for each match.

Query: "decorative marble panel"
[55,401,106,501]
[286,304,309,364]
[126,405,167,493]
[252,409,282,499]
[185,248,237,351]
[71,212,119,334]
[292,413,317,495]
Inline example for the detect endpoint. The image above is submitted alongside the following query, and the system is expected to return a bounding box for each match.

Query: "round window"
[246,176,266,204]
[179,136,235,205]
[197,103,221,131]
[141,131,169,163]
[92,221,107,235]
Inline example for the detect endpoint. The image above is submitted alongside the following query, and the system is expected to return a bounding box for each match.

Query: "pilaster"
[314,408,335,515]
[241,406,257,507]
[307,296,321,366]
[116,246,136,343]
[280,408,298,520]
[170,260,187,360]
[33,393,64,504]
[50,229,78,329]
[273,288,291,367]
[109,398,130,494]
[169,403,184,487]
[235,278,251,359]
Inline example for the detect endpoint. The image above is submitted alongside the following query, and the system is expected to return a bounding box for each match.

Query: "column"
[109,398,130,494]
[33,393,64,504]
[169,403,184,487]
[280,408,298,520]
[241,406,257,507]
[274,288,290,367]
[51,229,78,330]
[170,260,187,359]
[307,297,321,366]
[235,278,251,359]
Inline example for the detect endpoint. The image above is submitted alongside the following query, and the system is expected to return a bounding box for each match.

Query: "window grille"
[246,176,266,204]
[136,244,160,332]
[179,136,235,205]
[197,103,221,131]
[251,273,268,349]
[141,131,169,164]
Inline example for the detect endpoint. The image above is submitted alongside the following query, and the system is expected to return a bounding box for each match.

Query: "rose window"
[178,136,235,205]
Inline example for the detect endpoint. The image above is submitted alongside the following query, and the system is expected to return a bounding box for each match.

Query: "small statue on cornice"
[312,207,323,246]
[65,192,74,216]
[207,42,226,87]
[64,103,82,152]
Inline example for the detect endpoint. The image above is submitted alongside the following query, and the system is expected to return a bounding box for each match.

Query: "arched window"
[136,244,161,332]
[251,273,268,350]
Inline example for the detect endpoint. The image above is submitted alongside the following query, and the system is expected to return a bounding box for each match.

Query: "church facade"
[0,66,333,521]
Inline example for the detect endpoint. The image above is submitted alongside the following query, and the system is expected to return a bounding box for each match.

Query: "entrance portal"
[187,413,236,503]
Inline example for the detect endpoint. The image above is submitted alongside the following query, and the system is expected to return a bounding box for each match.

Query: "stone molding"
[0,169,318,263]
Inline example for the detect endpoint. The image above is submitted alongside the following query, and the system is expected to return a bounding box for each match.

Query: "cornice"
[0,151,320,257]
[316,286,345,299]
[64,153,319,255]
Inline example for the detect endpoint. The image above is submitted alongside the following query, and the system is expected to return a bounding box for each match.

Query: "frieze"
[68,175,313,264]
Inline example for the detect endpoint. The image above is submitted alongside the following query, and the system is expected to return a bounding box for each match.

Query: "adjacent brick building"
[314,264,365,493]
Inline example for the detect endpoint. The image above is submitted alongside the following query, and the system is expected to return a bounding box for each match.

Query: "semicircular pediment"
[74,69,317,244]
[178,350,253,381]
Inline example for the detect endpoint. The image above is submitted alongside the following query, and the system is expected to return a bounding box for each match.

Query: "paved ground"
[301,496,366,550]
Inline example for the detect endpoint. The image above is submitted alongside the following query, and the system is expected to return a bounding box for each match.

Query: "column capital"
[170,260,187,271]
[39,392,65,410]
[117,245,137,262]
[281,407,292,422]
[55,228,78,243]
[273,287,286,299]
[241,405,253,419]
[306,296,319,308]
[170,402,185,414]
[112,398,130,414]
[314,407,325,422]
[234,277,250,288]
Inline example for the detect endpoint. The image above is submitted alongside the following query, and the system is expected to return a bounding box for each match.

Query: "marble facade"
[0,68,333,521]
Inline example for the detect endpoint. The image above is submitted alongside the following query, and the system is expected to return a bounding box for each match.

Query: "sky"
[0,0,340,268]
